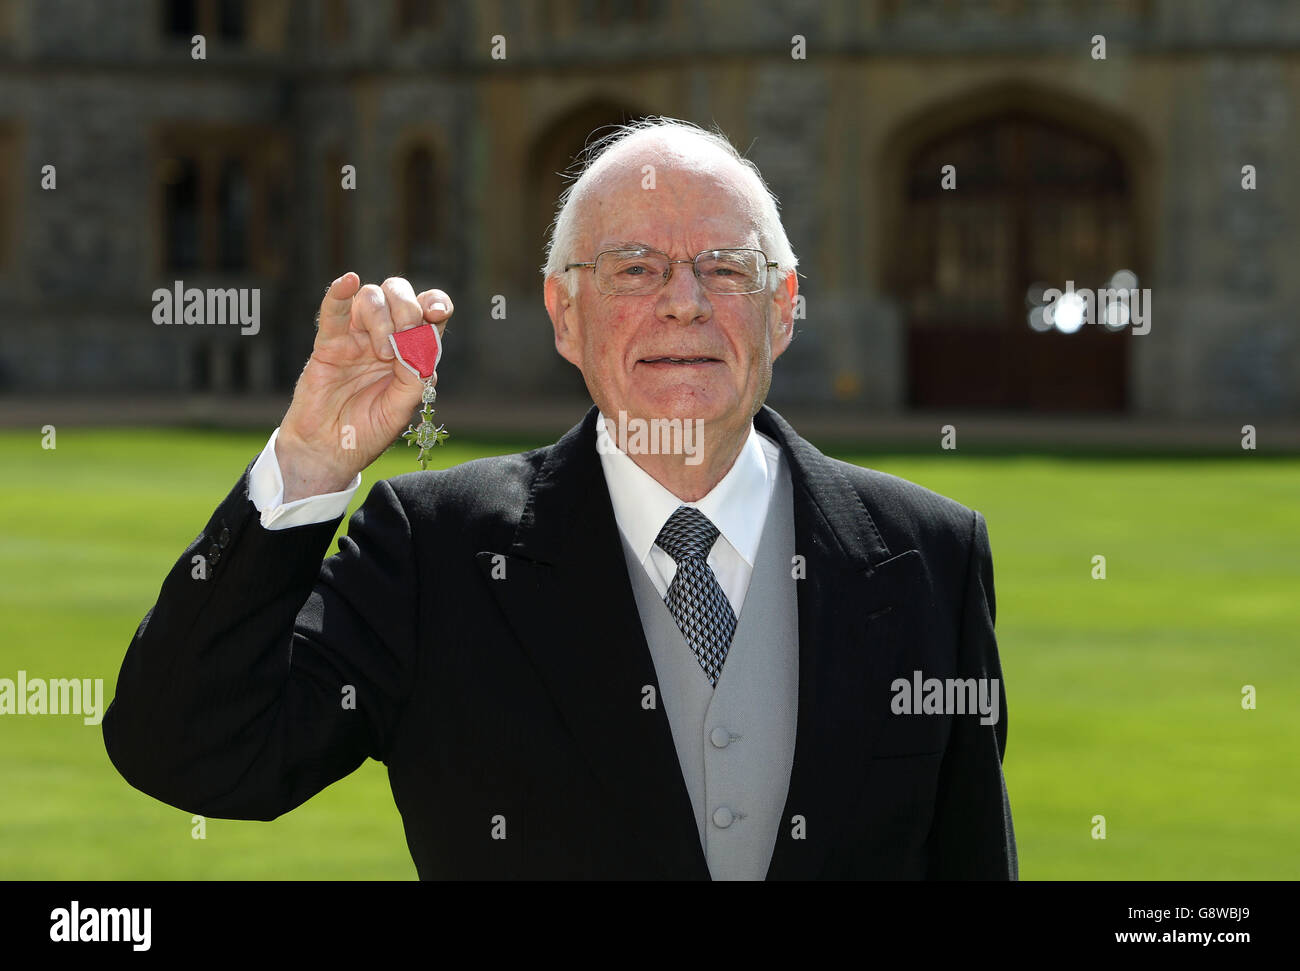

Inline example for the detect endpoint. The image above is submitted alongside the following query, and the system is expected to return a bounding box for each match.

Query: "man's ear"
[544,274,583,369]
[768,269,797,362]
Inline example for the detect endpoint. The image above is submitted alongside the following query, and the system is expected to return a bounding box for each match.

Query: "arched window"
[324,147,350,273]
[395,0,440,32]
[163,0,247,43]
[399,143,438,275]
[217,157,250,271]
[161,156,201,270]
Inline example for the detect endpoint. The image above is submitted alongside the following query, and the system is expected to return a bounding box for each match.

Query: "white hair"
[542,117,798,297]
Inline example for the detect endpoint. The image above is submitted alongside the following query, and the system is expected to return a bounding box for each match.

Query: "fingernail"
[431,301,447,314]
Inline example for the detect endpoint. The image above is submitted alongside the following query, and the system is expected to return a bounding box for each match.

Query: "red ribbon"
[389,324,443,380]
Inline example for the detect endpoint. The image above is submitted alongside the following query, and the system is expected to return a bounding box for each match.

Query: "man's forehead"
[588,152,753,199]
[583,175,762,249]
[592,231,761,254]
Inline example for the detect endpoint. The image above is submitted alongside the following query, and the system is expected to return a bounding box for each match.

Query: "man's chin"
[618,394,729,426]
[621,378,732,419]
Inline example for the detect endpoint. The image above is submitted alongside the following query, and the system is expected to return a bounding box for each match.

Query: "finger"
[381,277,425,334]
[417,288,454,338]
[352,283,396,360]
[316,272,360,339]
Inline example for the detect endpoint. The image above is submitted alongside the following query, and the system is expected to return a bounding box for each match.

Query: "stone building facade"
[0,0,1296,417]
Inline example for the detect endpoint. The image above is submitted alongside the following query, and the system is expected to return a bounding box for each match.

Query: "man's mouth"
[639,356,720,365]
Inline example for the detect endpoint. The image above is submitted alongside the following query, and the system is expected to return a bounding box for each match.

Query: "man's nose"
[656,261,711,323]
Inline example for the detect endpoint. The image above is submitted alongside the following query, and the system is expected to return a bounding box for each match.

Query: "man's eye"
[617,263,651,276]
[702,261,746,277]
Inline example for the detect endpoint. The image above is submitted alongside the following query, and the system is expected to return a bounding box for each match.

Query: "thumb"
[391,356,430,398]
[386,352,435,416]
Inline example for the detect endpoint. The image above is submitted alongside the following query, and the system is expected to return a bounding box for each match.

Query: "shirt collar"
[595,411,772,567]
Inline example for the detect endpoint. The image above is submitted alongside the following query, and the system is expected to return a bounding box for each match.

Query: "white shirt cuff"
[249,427,362,530]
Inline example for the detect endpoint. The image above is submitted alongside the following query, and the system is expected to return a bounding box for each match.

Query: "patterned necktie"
[655,506,737,687]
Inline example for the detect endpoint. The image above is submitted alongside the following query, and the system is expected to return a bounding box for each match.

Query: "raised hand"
[276,273,453,501]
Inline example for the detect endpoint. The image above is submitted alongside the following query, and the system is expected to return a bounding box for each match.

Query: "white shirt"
[248,416,783,615]
[247,426,362,530]
[594,411,781,616]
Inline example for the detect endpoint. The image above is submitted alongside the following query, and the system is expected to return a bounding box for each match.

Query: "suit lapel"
[475,406,709,879]
[754,406,918,880]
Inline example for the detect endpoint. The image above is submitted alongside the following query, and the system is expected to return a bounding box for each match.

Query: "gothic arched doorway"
[896,113,1138,411]
[525,101,647,396]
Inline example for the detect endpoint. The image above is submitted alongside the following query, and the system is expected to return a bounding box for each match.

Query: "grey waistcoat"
[618,458,799,880]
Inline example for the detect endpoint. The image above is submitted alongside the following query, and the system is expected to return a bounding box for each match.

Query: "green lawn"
[1,428,1296,879]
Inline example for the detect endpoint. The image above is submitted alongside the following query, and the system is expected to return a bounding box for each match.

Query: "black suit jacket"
[104,404,1017,879]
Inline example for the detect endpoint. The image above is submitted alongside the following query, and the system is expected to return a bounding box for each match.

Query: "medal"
[391,324,449,469]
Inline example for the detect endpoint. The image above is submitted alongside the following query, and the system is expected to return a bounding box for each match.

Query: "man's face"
[545,159,796,441]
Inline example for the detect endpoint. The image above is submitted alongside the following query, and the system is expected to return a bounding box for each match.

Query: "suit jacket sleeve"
[103,461,418,821]
[926,509,1019,879]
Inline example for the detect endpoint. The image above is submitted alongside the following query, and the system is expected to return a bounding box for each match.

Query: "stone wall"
[0,0,1296,416]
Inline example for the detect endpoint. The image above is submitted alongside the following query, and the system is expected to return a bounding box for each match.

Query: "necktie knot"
[655,506,721,563]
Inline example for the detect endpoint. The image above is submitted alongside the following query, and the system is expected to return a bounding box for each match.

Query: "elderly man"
[104,118,1017,880]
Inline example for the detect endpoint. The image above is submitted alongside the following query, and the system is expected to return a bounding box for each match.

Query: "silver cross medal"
[390,324,449,470]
